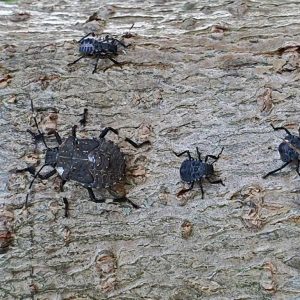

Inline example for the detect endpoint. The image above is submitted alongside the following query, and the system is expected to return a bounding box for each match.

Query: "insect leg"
[198,180,204,199]
[107,57,122,66]
[204,147,224,163]
[207,178,225,186]
[173,150,192,160]
[29,99,50,149]
[59,180,67,192]
[25,164,48,207]
[99,127,150,147]
[296,160,300,176]
[101,56,123,72]
[63,197,69,218]
[196,147,202,161]
[108,189,140,209]
[68,56,85,66]
[115,39,129,48]
[54,131,62,145]
[125,138,150,148]
[16,166,36,175]
[27,129,45,145]
[262,162,290,178]
[271,124,291,135]
[112,196,140,209]
[16,166,56,180]
[86,187,106,203]
[177,182,194,197]
[28,128,61,146]
[92,57,100,74]
[37,169,57,180]
[79,108,88,126]
[99,127,119,138]
[72,125,77,138]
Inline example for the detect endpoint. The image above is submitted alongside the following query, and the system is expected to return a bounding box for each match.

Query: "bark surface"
[1,0,300,299]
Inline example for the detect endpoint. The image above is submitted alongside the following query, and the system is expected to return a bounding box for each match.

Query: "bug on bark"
[68,33,130,73]
[174,147,225,199]
[17,100,150,210]
[263,124,300,178]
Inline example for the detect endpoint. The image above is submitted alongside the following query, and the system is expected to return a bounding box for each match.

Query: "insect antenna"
[25,164,47,207]
[129,23,135,31]
[29,98,49,149]
[122,23,135,38]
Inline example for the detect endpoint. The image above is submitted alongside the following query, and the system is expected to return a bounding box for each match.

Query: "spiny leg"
[270,124,291,135]
[196,147,202,161]
[173,150,192,160]
[177,182,194,197]
[205,147,224,163]
[79,108,88,126]
[207,178,225,186]
[262,162,290,179]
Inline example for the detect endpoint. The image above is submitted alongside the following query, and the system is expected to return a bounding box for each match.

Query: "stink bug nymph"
[17,100,150,210]
[263,124,300,178]
[68,32,130,73]
[174,147,225,199]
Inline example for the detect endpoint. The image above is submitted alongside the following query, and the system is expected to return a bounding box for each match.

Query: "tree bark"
[1,0,300,299]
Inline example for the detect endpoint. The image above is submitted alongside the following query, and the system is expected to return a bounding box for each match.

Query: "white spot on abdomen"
[88,153,95,163]
[56,167,64,176]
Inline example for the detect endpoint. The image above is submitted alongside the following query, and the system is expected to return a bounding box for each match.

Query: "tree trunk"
[1,0,300,299]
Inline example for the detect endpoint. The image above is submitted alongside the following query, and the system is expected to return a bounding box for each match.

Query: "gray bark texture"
[1,0,300,299]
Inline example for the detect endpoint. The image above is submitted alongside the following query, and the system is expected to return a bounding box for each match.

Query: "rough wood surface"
[1,0,300,299]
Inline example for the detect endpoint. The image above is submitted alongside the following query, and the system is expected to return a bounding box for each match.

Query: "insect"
[68,32,130,73]
[263,124,300,178]
[174,147,225,199]
[17,100,150,210]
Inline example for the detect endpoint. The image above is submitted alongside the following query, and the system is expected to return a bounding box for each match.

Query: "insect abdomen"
[79,38,96,55]
[180,160,213,183]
